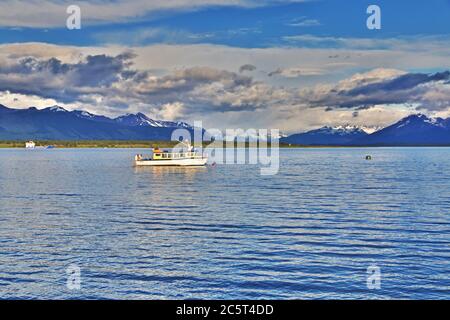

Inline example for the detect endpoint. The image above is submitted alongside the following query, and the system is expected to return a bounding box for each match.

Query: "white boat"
[134,142,207,167]
[25,141,36,149]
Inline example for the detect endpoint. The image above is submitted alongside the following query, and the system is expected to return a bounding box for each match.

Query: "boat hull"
[134,158,208,166]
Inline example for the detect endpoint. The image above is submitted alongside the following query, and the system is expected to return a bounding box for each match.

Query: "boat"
[25,141,56,150]
[134,142,208,167]
[25,141,36,149]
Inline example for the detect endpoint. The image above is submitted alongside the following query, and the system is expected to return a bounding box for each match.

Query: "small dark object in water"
[365,155,372,160]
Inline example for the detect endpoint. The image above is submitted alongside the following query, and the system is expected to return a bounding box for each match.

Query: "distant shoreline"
[2,140,450,148]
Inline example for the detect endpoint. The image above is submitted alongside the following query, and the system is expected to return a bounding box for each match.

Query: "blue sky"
[1,0,449,48]
[0,0,449,131]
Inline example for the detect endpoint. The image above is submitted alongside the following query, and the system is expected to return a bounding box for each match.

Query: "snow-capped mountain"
[71,110,113,123]
[281,125,368,145]
[326,124,383,134]
[114,112,192,129]
[43,106,67,112]
[282,114,450,146]
[1,105,450,145]
[354,114,450,145]
[0,105,195,140]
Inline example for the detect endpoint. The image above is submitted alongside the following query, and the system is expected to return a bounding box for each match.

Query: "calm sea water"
[0,147,449,299]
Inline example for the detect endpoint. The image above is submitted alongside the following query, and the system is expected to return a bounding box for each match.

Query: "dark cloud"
[345,71,450,97]
[1,51,449,119]
[70,53,137,87]
[268,68,282,77]
[307,70,450,112]
[0,52,274,115]
[239,64,256,73]
[0,52,140,103]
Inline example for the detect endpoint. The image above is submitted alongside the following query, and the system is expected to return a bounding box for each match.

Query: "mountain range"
[1,104,450,145]
[281,125,368,146]
[0,104,193,140]
[282,114,450,146]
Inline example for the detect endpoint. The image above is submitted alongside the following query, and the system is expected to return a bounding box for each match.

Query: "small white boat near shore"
[24,140,55,150]
[25,141,36,149]
[134,142,207,167]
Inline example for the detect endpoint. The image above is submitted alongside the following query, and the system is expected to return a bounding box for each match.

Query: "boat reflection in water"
[133,163,209,185]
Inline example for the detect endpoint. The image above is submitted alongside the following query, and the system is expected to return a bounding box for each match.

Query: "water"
[0,147,449,299]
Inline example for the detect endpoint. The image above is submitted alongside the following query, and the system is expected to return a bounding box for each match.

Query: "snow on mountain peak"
[318,124,367,136]
[396,114,445,129]
[115,112,192,129]
[46,106,67,112]
[80,111,94,118]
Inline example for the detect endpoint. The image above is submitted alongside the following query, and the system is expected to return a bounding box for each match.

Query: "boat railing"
[158,151,204,159]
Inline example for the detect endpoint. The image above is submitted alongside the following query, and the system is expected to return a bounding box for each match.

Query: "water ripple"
[0,147,449,299]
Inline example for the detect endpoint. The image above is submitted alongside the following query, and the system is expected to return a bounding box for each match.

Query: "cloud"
[1,42,450,131]
[239,64,256,73]
[0,52,137,103]
[268,67,324,77]
[156,102,186,120]
[4,37,446,90]
[287,17,321,27]
[0,51,290,119]
[0,91,59,109]
[298,68,450,111]
[0,0,305,28]
[346,71,450,96]
[94,27,206,46]
[283,34,450,51]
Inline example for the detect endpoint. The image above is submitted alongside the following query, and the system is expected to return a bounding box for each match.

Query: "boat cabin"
[152,148,199,160]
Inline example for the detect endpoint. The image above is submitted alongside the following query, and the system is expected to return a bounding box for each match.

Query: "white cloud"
[268,67,325,78]
[0,0,304,28]
[156,102,186,120]
[0,91,58,109]
[287,17,321,27]
[283,34,450,58]
[6,40,446,86]
[1,41,450,132]
[330,68,407,91]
